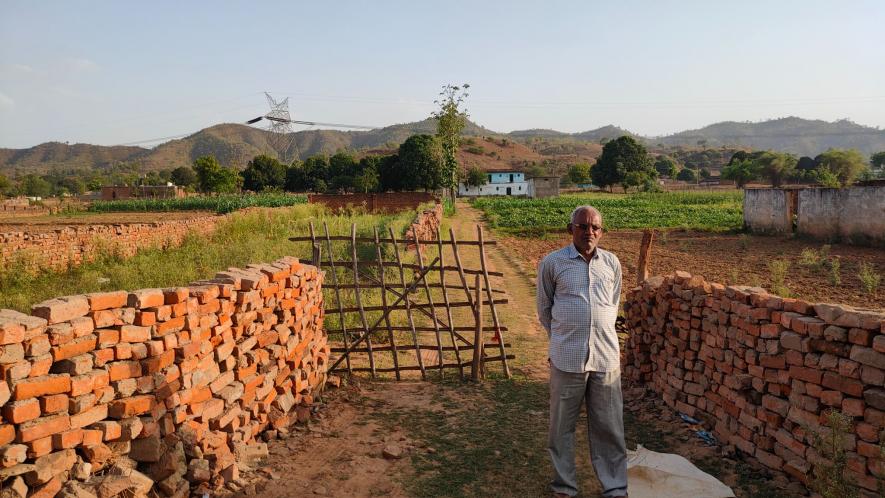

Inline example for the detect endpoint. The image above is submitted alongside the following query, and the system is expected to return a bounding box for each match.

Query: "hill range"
[1,117,883,176]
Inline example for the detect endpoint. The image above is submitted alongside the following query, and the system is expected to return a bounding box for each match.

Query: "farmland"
[473,191,743,235]
[88,192,307,214]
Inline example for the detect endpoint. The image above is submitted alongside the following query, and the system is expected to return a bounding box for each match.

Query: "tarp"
[627,446,736,498]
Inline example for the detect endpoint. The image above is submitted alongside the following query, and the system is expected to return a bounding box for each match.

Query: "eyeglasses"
[571,223,602,232]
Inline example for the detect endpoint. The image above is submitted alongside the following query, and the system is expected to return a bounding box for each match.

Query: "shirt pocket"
[592,267,618,305]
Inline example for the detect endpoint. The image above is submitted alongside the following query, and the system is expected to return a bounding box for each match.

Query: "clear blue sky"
[1,0,883,148]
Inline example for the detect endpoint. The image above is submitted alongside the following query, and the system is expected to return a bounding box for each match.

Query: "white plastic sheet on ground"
[627,445,736,498]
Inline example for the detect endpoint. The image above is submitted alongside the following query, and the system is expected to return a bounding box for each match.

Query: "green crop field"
[88,193,307,215]
[473,191,743,235]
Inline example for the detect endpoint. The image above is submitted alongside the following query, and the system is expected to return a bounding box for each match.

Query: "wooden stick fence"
[293,223,512,380]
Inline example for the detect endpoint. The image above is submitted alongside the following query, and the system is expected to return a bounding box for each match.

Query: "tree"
[699,168,712,180]
[398,134,445,191]
[590,136,655,192]
[464,165,488,188]
[0,174,9,196]
[193,155,241,193]
[329,152,358,193]
[353,157,380,193]
[301,155,331,193]
[653,156,679,178]
[432,83,470,198]
[756,151,797,187]
[20,174,52,198]
[242,155,286,192]
[721,159,759,188]
[816,148,869,187]
[524,163,547,179]
[377,154,403,191]
[567,163,592,185]
[676,168,698,183]
[870,151,885,169]
[171,166,197,188]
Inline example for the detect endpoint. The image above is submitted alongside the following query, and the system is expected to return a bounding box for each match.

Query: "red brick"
[133,310,155,327]
[108,395,155,419]
[16,414,70,443]
[70,403,108,428]
[155,316,186,336]
[141,349,175,374]
[789,366,821,385]
[120,325,151,343]
[50,334,97,362]
[86,291,128,311]
[30,474,63,498]
[163,287,190,304]
[96,329,120,347]
[0,424,14,445]
[127,289,164,309]
[52,428,84,449]
[81,429,103,446]
[2,398,40,423]
[12,374,71,400]
[39,394,69,414]
[31,296,89,324]
[108,360,141,381]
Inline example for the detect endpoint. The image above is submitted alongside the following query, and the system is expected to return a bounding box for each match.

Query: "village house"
[458,170,559,198]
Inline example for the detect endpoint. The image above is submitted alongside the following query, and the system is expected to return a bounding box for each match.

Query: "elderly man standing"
[536,205,628,498]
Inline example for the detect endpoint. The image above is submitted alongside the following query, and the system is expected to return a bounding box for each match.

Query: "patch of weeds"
[799,248,820,267]
[828,257,841,286]
[768,259,791,297]
[728,269,741,286]
[810,410,858,498]
[739,234,749,251]
[857,262,881,295]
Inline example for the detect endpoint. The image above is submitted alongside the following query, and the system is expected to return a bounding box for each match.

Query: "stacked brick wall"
[623,271,884,495]
[307,192,438,213]
[0,256,329,497]
[0,216,218,273]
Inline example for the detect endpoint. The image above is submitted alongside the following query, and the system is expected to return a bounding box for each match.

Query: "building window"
[509,173,514,182]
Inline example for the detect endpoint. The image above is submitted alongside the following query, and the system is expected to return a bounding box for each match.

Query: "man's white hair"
[570,205,602,224]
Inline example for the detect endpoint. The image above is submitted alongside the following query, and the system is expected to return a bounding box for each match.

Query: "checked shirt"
[536,244,622,373]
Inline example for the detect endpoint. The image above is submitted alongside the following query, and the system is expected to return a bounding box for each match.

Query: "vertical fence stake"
[472,274,484,381]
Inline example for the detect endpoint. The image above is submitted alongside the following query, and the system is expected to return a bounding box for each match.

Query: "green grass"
[0,204,416,312]
[88,192,307,214]
[472,191,743,235]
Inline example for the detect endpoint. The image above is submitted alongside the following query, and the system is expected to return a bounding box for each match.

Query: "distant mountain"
[2,117,882,175]
[653,117,885,157]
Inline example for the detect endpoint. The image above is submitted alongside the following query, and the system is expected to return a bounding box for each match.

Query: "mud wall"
[0,216,219,273]
[797,187,885,246]
[743,186,885,245]
[623,271,884,495]
[743,188,793,234]
[0,257,328,496]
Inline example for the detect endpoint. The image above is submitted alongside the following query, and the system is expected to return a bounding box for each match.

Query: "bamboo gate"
[290,222,513,381]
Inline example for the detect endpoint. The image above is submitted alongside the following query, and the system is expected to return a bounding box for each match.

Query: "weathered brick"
[12,374,71,401]
[109,395,155,419]
[86,291,128,311]
[50,334,97,362]
[128,289,165,309]
[2,398,41,424]
[108,360,141,381]
[16,414,70,443]
[31,296,89,324]
[849,345,885,370]
[69,403,108,429]
[120,325,151,343]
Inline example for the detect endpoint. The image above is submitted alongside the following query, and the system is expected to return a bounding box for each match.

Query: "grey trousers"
[548,365,628,497]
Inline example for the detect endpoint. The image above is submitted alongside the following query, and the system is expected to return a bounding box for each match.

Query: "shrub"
[768,259,791,297]
[810,410,858,498]
[858,262,881,295]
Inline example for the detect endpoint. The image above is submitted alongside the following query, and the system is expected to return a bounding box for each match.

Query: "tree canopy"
[871,151,885,169]
[432,83,469,197]
[193,155,241,193]
[816,148,869,187]
[567,163,592,185]
[241,155,286,192]
[397,134,445,191]
[755,151,797,187]
[590,136,655,192]
[653,156,679,178]
[464,165,488,188]
[721,159,759,188]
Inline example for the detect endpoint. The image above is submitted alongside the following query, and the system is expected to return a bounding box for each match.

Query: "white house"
[458,171,529,197]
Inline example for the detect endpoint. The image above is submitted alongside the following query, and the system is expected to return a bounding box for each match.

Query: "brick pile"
[0,256,330,497]
[0,216,218,274]
[623,271,884,495]
[407,202,443,250]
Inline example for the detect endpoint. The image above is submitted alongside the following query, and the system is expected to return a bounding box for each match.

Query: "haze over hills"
[1,117,883,176]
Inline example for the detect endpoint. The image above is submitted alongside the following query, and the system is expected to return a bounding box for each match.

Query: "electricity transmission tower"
[261,92,298,163]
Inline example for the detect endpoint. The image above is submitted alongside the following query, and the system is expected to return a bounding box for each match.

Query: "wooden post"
[389,227,426,380]
[637,229,655,285]
[374,227,400,380]
[351,224,375,378]
[471,274,484,381]
[321,221,351,374]
[437,229,464,378]
[412,226,445,376]
[477,225,510,378]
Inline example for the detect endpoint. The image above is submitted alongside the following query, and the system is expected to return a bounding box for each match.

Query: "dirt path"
[228,203,800,498]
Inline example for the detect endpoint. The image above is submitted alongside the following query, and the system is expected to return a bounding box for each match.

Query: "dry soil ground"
[223,203,808,498]
[503,230,885,310]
